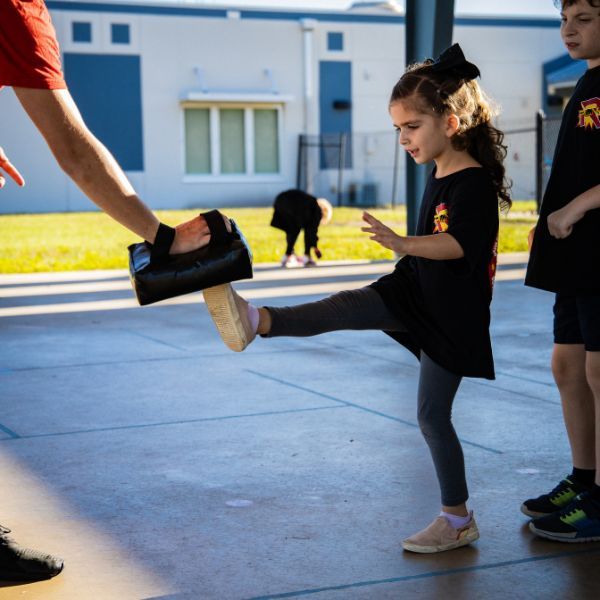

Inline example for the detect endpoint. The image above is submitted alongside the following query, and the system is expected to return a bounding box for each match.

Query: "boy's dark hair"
[554,0,600,9]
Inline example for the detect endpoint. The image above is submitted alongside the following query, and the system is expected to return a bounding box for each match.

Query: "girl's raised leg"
[204,283,405,351]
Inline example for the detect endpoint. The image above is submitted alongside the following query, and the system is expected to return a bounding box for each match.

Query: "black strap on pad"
[201,209,230,246]
[150,222,176,261]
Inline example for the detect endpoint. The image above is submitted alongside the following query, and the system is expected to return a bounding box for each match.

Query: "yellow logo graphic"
[433,203,449,233]
[577,97,600,129]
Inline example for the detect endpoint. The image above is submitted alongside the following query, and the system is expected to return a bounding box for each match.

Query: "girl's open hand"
[361,211,406,253]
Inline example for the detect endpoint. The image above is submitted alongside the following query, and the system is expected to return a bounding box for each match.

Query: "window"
[220,109,245,174]
[72,22,92,43]
[111,24,130,45]
[327,32,344,51]
[184,109,211,174]
[254,109,279,173]
[183,106,281,177]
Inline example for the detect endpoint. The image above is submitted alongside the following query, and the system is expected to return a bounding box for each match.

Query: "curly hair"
[390,61,512,211]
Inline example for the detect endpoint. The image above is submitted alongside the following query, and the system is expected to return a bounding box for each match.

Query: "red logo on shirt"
[577,97,600,129]
[433,203,449,233]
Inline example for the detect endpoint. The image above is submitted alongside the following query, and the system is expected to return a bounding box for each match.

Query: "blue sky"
[186,0,559,18]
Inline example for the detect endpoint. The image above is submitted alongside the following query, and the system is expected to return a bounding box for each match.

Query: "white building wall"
[139,14,305,208]
[0,3,566,214]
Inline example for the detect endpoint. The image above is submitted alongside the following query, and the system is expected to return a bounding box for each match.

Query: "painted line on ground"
[245,547,600,599]
[0,346,302,373]
[0,422,21,439]
[0,405,347,443]
[246,369,502,454]
[312,340,559,405]
[494,370,556,388]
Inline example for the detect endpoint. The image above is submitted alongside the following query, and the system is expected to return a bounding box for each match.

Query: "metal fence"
[536,111,562,210]
[296,132,400,208]
[295,112,562,211]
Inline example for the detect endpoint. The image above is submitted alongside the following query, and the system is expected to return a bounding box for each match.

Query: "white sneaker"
[202,283,256,352]
[402,512,479,554]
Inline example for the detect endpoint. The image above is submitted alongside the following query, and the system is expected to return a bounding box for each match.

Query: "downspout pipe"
[300,18,317,135]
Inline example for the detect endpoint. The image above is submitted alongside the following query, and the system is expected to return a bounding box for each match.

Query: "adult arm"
[13,87,214,252]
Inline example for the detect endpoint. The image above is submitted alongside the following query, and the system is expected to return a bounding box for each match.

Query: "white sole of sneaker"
[401,529,480,554]
[528,522,600,543]
[520,504,549,519]
[203,283,254,352]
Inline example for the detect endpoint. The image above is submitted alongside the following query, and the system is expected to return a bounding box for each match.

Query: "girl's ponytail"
[452,93,512,211]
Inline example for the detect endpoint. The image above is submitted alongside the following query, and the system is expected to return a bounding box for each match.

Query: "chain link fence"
[296,113,561,211]
[536,111,562,210]
[297,131,400,208]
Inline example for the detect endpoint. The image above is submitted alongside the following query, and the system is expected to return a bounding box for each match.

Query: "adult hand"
[171,212,232,254]
[547,203,584,239]
[361,211,407,254]
[0,146,25,189]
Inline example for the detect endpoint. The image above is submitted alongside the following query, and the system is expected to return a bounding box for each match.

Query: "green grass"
[0,202,538,273]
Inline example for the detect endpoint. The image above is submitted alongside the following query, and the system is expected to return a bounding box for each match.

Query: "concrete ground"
[1,254,599,599]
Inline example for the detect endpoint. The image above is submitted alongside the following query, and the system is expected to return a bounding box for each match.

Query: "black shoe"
[529,493,600,543]
[521,476,592,518]
[0,525,64,581]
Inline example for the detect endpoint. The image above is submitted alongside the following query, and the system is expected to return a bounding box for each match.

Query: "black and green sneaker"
[529,493,600,542]
[0,525,64,581]
[521,476,592,518]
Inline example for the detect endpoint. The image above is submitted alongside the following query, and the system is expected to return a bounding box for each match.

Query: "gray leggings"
[265,287,467,506]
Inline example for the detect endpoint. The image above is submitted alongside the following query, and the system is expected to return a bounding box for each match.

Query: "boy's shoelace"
[549,478,575,498]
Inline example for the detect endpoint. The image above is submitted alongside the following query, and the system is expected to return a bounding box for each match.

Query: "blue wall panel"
[319,61,352,169]
[64,53,144,171]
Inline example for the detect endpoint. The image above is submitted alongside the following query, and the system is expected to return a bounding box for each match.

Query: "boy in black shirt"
[523,0,600,542]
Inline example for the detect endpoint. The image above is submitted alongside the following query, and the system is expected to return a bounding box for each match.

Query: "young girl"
[202,43,510,554]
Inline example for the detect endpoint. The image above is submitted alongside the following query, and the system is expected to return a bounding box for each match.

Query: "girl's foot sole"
[203,283,255,352]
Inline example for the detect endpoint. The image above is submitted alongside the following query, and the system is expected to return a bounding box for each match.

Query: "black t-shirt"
[370,167,499,379]
[526,65,600,294]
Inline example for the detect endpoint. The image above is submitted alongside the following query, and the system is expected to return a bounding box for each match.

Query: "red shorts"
[0,0,66,89]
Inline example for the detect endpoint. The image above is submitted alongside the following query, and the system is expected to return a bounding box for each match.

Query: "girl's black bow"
[428,43,481,82]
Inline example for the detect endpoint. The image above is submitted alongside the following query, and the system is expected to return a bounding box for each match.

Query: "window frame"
[181,102,284,183]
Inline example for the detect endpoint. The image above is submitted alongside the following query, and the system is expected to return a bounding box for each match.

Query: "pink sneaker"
[402,512,479,554]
